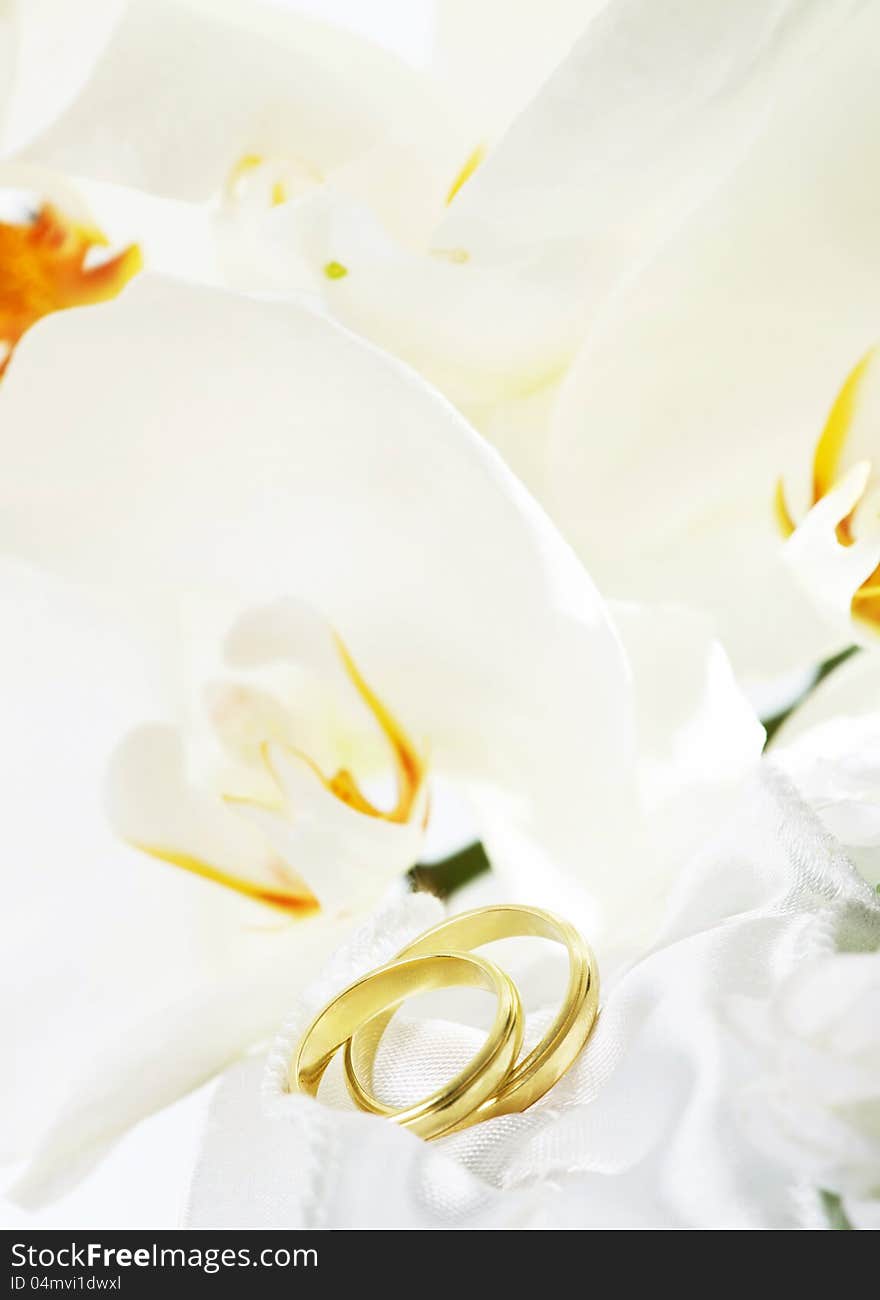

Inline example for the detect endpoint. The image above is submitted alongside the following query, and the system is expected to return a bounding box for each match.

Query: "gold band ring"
[344,905,598,1131]
[289,950,523,1141]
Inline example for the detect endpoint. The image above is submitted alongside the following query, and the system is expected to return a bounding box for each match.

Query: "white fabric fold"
[185,767,880,1229]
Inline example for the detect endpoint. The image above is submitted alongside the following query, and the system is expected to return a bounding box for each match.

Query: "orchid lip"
[123,628,428,914]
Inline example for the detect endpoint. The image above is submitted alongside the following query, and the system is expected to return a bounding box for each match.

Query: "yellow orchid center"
[0,204,142,378]
[775,350,880,628]
[225,152,323,207]
[131,633,427,915]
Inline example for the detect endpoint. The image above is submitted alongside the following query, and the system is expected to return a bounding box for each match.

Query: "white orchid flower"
[183,766,880,1230]
[0,273,761,1203]
[548,2,880,682]
[1,557,429,1206]
[5,0,863,477]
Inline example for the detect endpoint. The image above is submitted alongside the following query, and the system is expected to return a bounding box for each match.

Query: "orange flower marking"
[0,204,142,377]
[317,633,427,824]
[130,844,321,917]
[775,350,880,628]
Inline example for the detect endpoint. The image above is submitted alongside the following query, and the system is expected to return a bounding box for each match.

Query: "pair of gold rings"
[288,904,600,1140]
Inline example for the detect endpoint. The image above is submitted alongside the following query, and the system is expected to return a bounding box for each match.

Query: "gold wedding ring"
[344,905,598,1132]
[289,951,523,1140]
[288,905,599,1140]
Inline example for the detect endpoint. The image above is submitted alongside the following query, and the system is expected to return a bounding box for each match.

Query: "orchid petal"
[231,742,427,913]
[783,464,880,642]
[0,275,635,891]
[105,724,320,913]
[1,0,124,152]
[549,3,880,677]
[431,0,606,141]
[253,190,588,406]
[437,0,857,265]
[18,0,447,201]
[0,559,356,1198]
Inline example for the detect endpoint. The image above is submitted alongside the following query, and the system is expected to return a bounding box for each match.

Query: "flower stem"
[409,841,491,898]
[820,1189,854,1230]
[763,645,859,747]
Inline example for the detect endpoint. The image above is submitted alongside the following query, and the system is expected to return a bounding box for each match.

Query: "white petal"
[472,600,764,948]
[105,723,316,902]
[0,559,353,1198]
[0,274,635,893]
[0,6,15,140]
[431,0,605,141]
[74,177,219,284]
[18,0,446,201]
[233,743,427,912]
[774,649,880,741]
[783,464,880,643]
[615,603,764,806]
[437,0,856,262]
[604,601,764,944]
[9,912,354,1207]
[232,2,860,413]
[1,0,124,152]
[214,596,410,781]
[267,190,589,405]
[0,161,98,224]
[549,2,880,677]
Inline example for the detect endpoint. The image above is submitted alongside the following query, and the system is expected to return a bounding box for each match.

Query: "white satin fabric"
[185,767,880,1229]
